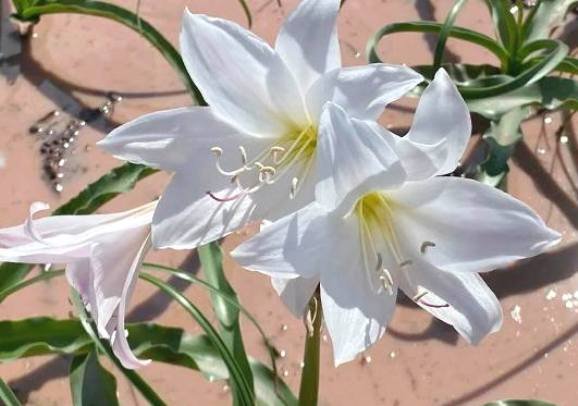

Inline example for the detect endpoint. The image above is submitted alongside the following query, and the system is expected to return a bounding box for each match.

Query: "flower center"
[207,125,317,201]
[354,192,448,308]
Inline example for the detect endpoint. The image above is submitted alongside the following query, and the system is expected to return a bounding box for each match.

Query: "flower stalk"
[298,290,322,406]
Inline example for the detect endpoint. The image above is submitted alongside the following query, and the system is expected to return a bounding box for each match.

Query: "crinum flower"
[0,201,156,369]
[98,0,423,250]
[232,92,561,365]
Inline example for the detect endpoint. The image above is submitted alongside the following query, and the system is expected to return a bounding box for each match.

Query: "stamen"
[211,146,247,177]
[413,291,449,308]
[420,241,436,254]
[206,190,244,202]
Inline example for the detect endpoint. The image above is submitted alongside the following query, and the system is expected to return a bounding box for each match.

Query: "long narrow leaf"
[367,21,509,67]
[484,0,520,53]
[0,379,22,406]
[139,273,255,406]
[433,0,469,70]
[523,0,578,42]
[198,244,255,400]
[69,350,119,406]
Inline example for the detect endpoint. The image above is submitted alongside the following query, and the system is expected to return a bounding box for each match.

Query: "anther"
[420,241,436,254]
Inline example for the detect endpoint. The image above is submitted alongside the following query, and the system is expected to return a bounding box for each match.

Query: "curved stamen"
[413,291,449,308]
[206,190,245,202]
[420,241,436,254]
[212,147,247,177]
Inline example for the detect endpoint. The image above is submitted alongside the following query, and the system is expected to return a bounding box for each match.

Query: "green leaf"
[478,106,530,185]
[70,350,119,406]
[197,244,255,400]
[13,0,204,102]
[367,21,509,68]
[0,378,22,406]
[140,273,255,406]
[484,0,520,53]
[484,400,557,406]
[0,317,92,360]
[0,318,295,405]
[468,75,578,119]
[433,0,469,71]
[523,0,578,42]
[0,263,36,298]
[54,163,156,215]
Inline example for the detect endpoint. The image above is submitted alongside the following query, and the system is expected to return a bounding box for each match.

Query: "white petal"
[402,69,471,178]
[181,11,308,137]
[271,276,319,317]
[320,251,397,366]
[109,235,152,369]
[389,177,561,273]
[275,0,340,93]
[98,107,243,172]
[152,159,313,249]
[232,203,330,279]
[398,260,502,344]
[315,103,405,215]
[0,203,153,264]
[306,64,423,123]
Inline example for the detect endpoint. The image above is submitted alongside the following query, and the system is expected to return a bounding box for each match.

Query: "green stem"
[298,292,322,406]
[0,378,21,406]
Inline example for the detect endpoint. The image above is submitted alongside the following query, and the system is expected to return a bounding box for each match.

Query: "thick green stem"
[298,292,322,406]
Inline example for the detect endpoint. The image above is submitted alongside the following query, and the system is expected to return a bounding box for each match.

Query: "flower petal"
[275,0,341,93]
[98,107,243,172]
[152,159,313,249]
[232,203,330,279]
[399,69,471,178]
[0,203,153,264]
[271,276,319,317]
[398,259,502,344]
[306,64,423,123]
[389,177,561,273]
[320,249,397,366]
[109,235,152,369]
[181,11,308,136]
[315,103,405,216]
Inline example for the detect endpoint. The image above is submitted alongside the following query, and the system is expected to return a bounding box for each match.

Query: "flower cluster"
[0,0,560,369]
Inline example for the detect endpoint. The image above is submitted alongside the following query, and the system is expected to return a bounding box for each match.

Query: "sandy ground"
[0,0,577,404]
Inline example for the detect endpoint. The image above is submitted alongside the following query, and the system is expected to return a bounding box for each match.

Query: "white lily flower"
[232,97,561,365]
[97,0,424,249]
[0,202,156,369]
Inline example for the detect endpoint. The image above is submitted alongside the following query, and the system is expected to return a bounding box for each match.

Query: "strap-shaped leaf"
[523,0,578,42]
[433,0,469,71]
[70,350,119,406]
[0,378,22,406]
[198,244,255,401]
[367,21,509,68]
[484,0,520,52]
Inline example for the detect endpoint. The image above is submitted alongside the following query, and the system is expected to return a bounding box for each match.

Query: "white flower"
[0,201,155,369]
[232,80,561,365]
[97,0,423,250]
